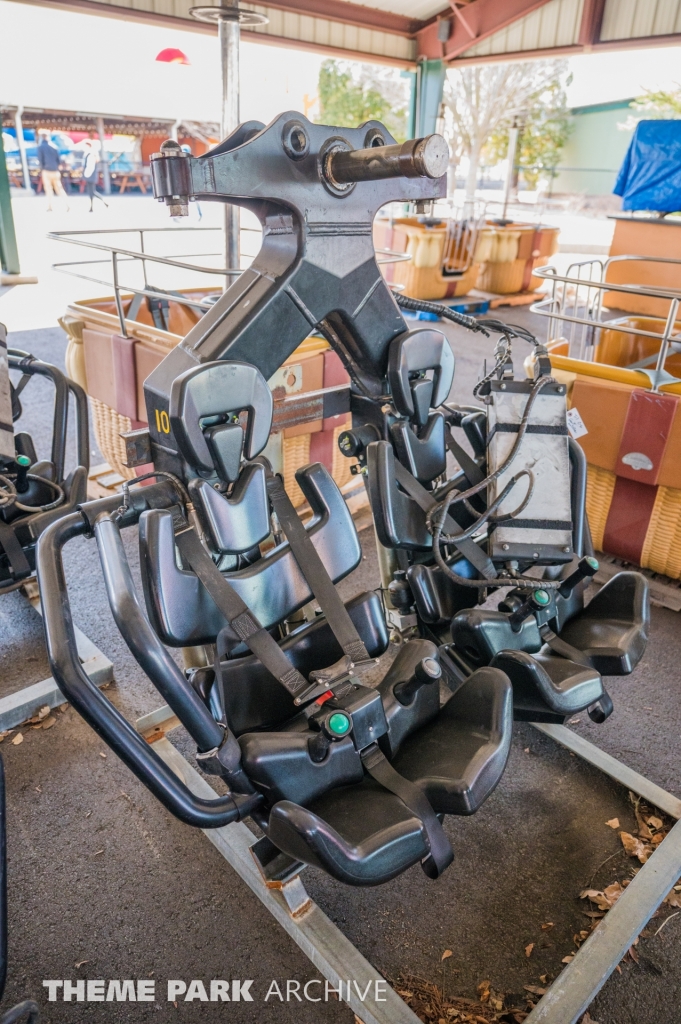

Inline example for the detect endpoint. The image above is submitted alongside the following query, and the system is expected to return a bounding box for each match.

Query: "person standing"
[81,138,108,212]
[37,130,69,212]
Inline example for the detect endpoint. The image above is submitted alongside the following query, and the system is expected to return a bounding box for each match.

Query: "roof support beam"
[417,0,555,61]
[578,0,607,49]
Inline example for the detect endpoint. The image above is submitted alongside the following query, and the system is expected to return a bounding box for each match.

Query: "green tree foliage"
[630,86,681,118]
[317,60,408,141]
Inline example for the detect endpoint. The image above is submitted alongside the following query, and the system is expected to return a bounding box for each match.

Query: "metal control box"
[486,379,573,564]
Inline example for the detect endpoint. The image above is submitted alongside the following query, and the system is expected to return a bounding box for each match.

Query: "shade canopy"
[9,0,681,69]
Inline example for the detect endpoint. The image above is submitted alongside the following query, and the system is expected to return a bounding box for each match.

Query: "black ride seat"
[490,649,603,721]
[557,572,649,676]
[134,356,515,887]
[265,660,512,885]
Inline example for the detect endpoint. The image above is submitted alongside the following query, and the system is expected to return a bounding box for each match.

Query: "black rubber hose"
[391,291,486,333]
[36,512,259,828]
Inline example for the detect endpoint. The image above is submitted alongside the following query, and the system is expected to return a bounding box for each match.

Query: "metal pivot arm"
[146,112,447,476]
[36,512,260,828]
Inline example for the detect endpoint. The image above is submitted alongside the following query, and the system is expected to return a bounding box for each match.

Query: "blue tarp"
[614,120,681,212]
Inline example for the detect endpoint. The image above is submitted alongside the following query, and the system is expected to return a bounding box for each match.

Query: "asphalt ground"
[0,314,679,1023]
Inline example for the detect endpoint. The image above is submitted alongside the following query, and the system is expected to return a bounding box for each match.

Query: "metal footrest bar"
[139,711,421,1024]
[532,723,681,820]
[525,816,681,1023]
[524,723,681,1022]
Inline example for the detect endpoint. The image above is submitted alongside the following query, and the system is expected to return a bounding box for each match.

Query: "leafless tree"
[443,60,568,202]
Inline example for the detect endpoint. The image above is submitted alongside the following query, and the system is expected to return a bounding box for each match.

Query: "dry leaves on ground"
[581,794,680,945]
[394,975,530,1024]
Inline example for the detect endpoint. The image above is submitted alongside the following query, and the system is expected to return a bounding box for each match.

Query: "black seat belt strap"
[0,522,30,579]
[393,460,496,580]
[361,744,453,878]
[444,426,485,487]
[266,472,370,665]
[173,520,308,701]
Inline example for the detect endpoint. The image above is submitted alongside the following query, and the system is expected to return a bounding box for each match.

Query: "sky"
[0,0,325,127]
[2,0,681,126]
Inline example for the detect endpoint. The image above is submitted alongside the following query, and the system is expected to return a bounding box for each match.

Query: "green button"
[327,712,351,736]
[533,589,550,606]
[586,556,599,570]
[16,455,31,467]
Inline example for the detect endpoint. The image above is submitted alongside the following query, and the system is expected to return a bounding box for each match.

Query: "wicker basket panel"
[91,397,136,481]
[641,486,681,579]
[585,464,616,554]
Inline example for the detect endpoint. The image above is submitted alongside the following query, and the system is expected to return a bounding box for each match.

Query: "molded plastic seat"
[491,648,604,720]
[557,571,649,676]
[264,667,513,886]
[407,561,485,631]
[390,666,513,814]
[268,781,430,886]
[450,608,542,667]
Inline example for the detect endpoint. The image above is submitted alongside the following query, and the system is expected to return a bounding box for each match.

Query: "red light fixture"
[155,47,190,65]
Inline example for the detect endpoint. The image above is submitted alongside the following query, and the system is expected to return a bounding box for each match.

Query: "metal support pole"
[13,109,31,192]
[190,5,268,281]
[96,116,111,196]
[219,2,240,280]
[0,130,20,275]
[501,118,520,222]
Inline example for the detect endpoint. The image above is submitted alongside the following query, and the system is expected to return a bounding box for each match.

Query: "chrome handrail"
[531,255,681,391]
[48,226,410,338]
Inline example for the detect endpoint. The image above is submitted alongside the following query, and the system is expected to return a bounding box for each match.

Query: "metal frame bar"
[137,703,681,1024]
[525,723,681,1023]
[531,256,681,391]
[48,226,410,338]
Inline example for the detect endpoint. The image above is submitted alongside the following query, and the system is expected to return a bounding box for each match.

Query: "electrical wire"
[111,470,191,523]
[0,473,65,513]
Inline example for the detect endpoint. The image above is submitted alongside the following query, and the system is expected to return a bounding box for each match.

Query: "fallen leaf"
[603,882,625,905]
[26,706,50,725]
[0,731,13,743]
[539,974,548,984]
[75,960,89,968]
[665,891,681,908]
[85,810,92,818]
[541,922,554,931]
[11,733,23,746]
[568,718,581,725]
[581,1014,601,1024]
[647,815,664,830]
[524,986,546,997]
[524,747,530,753]
[620,831,651,864]
[561,955,574,964]
[525,943,534,958]
[99,752,107,759]
[628,945,640,964]
[476,980,490,1003]
[39,717,56,731]
[35,786,41,793]
[605,818,620,829]
[441,949,453,961]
